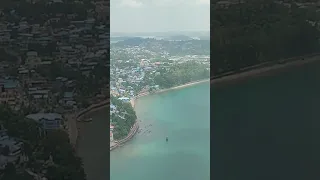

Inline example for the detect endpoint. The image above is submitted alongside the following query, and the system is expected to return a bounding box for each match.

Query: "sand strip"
[211,53,320,86]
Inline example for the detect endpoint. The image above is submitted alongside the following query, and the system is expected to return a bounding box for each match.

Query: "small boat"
[166,137,168,142]
[83,118,93,122]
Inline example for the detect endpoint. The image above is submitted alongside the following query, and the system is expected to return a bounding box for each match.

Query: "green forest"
[211,0,320,76]
[110,96,137,140]
[151,61,210,89]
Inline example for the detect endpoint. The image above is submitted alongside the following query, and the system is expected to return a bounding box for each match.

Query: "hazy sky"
[110,0,210,33]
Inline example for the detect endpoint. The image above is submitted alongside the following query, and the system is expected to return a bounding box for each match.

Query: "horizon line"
[110,30,210,34]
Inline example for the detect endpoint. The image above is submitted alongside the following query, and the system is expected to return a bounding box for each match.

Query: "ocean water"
[110,82,210,180]
[77,109,109,180]
[212,60,320,179]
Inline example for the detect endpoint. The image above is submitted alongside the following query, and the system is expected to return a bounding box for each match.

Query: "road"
[66,113,78,147]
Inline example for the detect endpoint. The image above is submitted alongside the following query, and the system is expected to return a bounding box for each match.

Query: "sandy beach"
[154,79,210,94]
[211,53,320,86]
[133,79,210,105]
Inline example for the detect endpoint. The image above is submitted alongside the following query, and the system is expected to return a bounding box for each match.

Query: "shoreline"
[211,53,320,86]
[134,79,210,102]
[67,100,109,150]
[110,79,210,151]
[72,80,210,152]
[150,79,210,95]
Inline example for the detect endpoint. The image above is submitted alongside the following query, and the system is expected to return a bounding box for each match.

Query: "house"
[0,79,21,107]
[25,51,42,68]
[0,126,26,170]
[26,113,63,130]
[28,88,50,100]
[60,92,76,109]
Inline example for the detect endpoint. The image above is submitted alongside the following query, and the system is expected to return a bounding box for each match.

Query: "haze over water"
[110,82,210,180]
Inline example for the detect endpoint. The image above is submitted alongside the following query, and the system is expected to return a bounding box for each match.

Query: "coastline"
[110,78,210,151]
[211,53,320,86]
[135,79,210,101]
[71,52,315,150]
[67,100,109,150]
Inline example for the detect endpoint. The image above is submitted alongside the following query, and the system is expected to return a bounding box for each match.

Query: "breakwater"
[69,98,139,151]
[68,100,109,147]
[76,100,109,120]
[110,121,139,151]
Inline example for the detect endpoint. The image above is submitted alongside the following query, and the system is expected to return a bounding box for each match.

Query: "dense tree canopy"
[211,0,320,76]
[111,96,136,140]
[151,61,210,89]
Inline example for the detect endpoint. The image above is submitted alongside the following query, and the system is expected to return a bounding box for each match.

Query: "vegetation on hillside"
[0,106,86,180]
[211,0,320,76]
[113,38,210,56]
[110,96,136,140]
[152,62,209,89]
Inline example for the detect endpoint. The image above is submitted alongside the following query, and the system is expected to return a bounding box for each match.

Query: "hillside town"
[109,38,210,146]
[0,0,109,179]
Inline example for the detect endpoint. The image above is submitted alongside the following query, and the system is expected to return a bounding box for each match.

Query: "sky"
[110,0,210,34]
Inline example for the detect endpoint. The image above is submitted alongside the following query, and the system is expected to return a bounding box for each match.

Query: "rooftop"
[26,113,63,121]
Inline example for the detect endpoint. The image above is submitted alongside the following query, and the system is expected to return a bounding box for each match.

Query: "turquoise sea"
[110,82,210,180]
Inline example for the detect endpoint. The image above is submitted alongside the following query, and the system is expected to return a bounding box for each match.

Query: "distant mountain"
[113,37,152,46]
[111,31,209,38]
[110,36,137,42]
[113,38,210,56]
[163,35,194,41]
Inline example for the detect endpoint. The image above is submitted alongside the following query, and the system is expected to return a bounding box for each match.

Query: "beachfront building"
[110,125,114,142]
[26,113,63,130]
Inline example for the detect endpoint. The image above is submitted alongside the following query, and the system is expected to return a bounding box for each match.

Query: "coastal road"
[66,113,78,147]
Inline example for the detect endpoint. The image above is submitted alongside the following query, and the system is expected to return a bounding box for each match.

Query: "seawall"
[110,121,139,151]
[68,100,109,148]
[76,100,109,120]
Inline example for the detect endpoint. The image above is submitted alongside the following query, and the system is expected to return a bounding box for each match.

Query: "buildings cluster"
[0,126,27,170]
[110,49,209,102]
[0,0,109,175]
[0,0,108,121]
[109,42,210,142]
